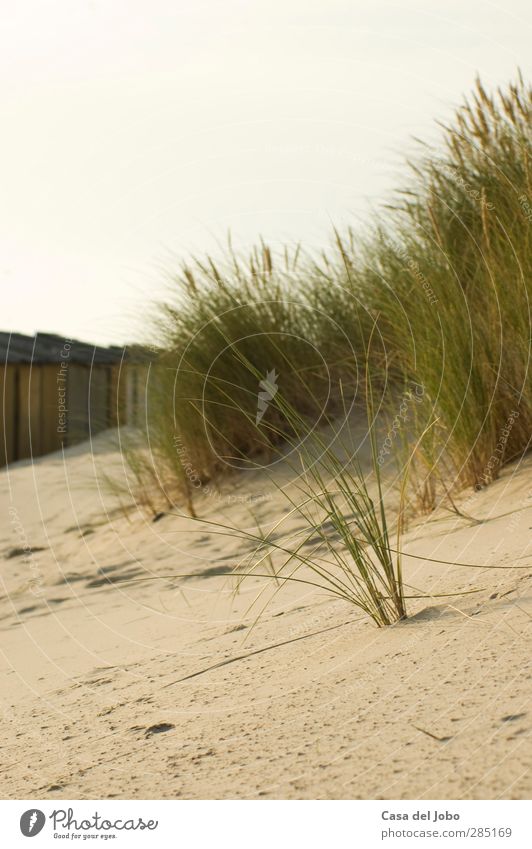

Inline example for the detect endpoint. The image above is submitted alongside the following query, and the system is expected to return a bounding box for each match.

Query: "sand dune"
[0,432,531,799]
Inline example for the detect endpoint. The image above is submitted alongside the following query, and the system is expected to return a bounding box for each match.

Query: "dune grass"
[356,73,532,496]
[241,373,410,627]
[111,72,531,627]
[124,240,366,516]
[126,73,530,519]
[151,355,413,627]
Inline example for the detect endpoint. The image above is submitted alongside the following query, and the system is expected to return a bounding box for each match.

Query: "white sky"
[1,0,531,345]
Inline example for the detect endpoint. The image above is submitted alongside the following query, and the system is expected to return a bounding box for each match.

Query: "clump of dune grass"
[120,72,530,520]
[126,240,365,516]
[239,377,409,626]
[169,333,412,626]
[357,73,532,493]
[104,74,532,636]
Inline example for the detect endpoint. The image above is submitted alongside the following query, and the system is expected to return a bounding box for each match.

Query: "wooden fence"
[0,362,126,467]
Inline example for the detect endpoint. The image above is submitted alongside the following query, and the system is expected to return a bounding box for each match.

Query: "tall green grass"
[165,351,412,627]
[129,241,365,514]
[124,72,530,522]
[358,73,532,493]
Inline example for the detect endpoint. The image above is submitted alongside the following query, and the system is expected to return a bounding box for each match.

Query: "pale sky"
[1,0,531,346]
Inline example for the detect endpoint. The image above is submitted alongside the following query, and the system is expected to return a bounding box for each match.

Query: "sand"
[0,430,531,799]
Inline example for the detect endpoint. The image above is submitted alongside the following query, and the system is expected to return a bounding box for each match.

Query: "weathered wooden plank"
[0,365,17,466]
[40,364,64,455]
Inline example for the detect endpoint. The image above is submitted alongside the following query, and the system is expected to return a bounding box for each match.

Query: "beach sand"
[0,431,531,799]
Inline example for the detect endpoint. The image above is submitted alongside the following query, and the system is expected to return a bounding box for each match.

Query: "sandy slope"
[0,431,531,799]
